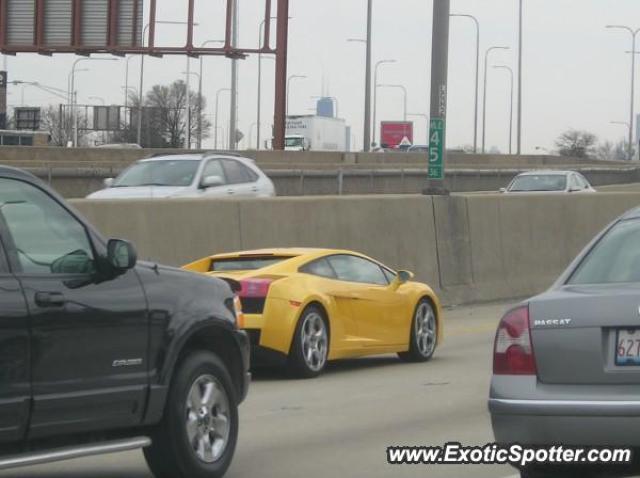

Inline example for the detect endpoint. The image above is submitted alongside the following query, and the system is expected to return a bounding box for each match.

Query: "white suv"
[87,153,276,200]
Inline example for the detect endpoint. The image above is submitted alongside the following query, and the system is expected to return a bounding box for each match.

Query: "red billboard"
[380,121,414,149]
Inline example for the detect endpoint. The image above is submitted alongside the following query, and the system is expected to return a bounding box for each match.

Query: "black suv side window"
[0,178,96,275]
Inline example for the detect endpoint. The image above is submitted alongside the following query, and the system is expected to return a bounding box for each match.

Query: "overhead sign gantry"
[0,0,291,149]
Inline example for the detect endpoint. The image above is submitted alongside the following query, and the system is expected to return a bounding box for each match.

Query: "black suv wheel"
[144,351,239,478]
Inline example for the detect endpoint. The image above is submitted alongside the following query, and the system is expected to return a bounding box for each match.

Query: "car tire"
[287,305,330,379]
[144,351,239,478]
[398,298,437,363]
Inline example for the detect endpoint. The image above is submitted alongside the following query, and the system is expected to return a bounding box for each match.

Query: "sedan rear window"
[509,175,567,192]
[568,220,640,285]
[211,256,290,272]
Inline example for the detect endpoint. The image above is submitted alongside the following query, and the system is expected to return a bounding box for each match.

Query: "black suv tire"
[144,351,239,478]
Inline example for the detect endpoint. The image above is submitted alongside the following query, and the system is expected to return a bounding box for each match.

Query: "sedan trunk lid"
[531,284,640,385]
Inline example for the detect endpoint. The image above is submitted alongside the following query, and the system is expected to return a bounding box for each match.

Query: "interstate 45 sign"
[428,118,445,180]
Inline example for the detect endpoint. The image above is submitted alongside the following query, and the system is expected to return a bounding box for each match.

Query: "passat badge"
[533,319,572,328]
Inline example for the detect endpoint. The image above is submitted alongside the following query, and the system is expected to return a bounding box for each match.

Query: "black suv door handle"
[35,292,66,307]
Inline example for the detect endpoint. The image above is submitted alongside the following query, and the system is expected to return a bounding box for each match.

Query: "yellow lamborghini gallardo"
[183,248,442,378]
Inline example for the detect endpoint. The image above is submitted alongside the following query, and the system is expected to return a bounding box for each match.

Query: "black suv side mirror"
[107,239,137,271]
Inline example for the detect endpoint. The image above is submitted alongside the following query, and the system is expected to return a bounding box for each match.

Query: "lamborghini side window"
[327,255,388,286]
[300,258,337,279]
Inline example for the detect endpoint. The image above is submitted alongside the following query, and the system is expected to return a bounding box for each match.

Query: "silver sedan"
[490,206,640,477]
[500,170,597,194]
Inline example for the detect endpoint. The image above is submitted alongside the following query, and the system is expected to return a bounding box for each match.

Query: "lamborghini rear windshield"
[210,256,293,272]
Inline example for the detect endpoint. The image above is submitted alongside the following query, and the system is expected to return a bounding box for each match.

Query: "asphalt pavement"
[0,302,516,478]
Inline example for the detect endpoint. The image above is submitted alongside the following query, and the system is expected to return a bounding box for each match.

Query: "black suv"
[0,166,250,478]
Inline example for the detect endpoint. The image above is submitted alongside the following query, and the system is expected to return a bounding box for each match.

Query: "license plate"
[616,329,640,366]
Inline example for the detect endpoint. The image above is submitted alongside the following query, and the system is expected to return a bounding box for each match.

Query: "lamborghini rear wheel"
[288,305,329,378]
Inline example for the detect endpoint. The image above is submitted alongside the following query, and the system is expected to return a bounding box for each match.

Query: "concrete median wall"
[70,192,640,306]
[19,165,640,199]
[72,196,441,287]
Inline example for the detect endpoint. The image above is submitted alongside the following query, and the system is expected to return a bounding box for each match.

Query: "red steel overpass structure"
[0,0,290,149]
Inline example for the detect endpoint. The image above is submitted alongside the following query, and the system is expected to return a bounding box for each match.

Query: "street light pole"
[606,25,640,160]
[517,0,523,154]
[450,14,480,153]
[186,57,192,149]
[378,84,407,121]
[286,75,307,116]
[229,0,239,151]
[364,0,373,152]
[215,88,231,149]
[372,59,396,145]
[425,0,450,193]
[70,57,117,147]
[137,23,150,147]
[482,46,510,153]
[493,65,514,155]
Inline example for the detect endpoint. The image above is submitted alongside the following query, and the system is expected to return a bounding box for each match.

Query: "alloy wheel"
[185,374,231,463]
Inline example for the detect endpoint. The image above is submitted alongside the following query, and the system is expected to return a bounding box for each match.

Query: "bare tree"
[115,80,211,148]
[40,105,89,147]
[596,140,615,161]
[595,139,633,161]
[555,129,598,159]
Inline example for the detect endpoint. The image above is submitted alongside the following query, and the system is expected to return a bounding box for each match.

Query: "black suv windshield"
[113,160,200,187]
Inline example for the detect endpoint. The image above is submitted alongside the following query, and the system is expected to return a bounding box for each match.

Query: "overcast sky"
[5,0,640,152]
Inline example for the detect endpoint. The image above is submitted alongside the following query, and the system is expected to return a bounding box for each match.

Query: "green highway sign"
[428,117,445,180]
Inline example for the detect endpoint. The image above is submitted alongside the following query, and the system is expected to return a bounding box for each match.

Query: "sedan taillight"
[493,305,537,375]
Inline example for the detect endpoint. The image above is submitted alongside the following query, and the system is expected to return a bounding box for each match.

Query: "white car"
[500,170,596,194]
[87,153,276,200]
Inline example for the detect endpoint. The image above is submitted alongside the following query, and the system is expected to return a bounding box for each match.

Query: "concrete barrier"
[70,192,640,307]
[21,165,640,199]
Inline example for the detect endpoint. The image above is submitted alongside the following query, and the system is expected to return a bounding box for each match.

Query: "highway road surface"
[1,302,516,478]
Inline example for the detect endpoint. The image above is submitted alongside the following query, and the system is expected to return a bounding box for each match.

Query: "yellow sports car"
[183,248,442,378]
